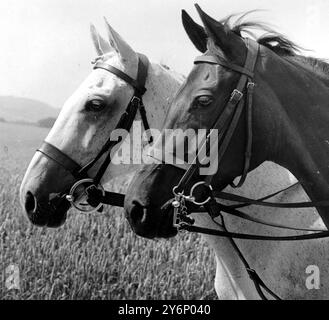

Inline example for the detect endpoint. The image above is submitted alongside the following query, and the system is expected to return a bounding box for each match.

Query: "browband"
[194,55,254,78]
[94,53,148,95]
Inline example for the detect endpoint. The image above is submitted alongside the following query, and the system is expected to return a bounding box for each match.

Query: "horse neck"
[262,55,329,227]
[102,61,184,183]
[140,62,184,129]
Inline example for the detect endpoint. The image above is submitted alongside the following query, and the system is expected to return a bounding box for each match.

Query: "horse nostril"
[25,191,37,214]
[130,200,147,225]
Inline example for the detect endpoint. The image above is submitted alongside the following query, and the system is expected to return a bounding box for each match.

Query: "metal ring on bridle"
[172,185,183,197]
[189,181,213,206]
[66,178,105,213]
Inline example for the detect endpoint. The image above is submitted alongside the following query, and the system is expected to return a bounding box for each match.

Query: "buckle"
[172,199,181,228]
[247,82,255,91]
[171,197,195,229]
[171,187,194,229]
[131,96,141,106]
[230,89,243,104]
[246,268,259,281]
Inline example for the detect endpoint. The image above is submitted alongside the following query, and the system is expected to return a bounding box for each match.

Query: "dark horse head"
[125,4,329,238]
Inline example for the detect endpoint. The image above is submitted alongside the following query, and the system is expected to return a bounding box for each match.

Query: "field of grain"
[0,122,217,300]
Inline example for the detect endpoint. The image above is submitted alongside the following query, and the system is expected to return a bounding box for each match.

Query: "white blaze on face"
[81,124,98,149]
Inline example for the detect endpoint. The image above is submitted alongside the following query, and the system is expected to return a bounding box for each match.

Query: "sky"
[0,0,328,108]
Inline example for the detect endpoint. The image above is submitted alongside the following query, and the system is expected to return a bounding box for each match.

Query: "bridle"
[35,43,329,300]
[37,53,152,213]
[157,38,329,300]
[167,38,329,236]
[171,38,258,193]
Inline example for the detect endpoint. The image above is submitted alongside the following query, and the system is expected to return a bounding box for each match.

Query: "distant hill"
[0,96,59,123]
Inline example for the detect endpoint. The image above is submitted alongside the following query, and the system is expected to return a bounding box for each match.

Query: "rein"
[163,38,329,300]
[37,53,151,213]
[37,43,329,300]
[168,39,329,237]
[171,38,258,193]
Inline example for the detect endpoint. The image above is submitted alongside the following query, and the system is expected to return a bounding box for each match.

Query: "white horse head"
[20,19,183,227]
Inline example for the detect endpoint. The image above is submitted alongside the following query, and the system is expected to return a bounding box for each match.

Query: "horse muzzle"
[24,190,70,228]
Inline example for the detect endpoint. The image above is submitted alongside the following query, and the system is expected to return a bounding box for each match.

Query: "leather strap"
[93,52,148,95]
[229,40,259,187]
[91,53,149,185]
[93,64,146,95]
[173,39,259,193]
[213,190,329,208]
[194,55,254,78]
[37,53,150,210]
[213,201,327,232]
[180,224,329,241]
[231,181,300,209]
[86,187,125,207]
[135,53,149,94]
[208,210,282,300]
[37,142,82,179]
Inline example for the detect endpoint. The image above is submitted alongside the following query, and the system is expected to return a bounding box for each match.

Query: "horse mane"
[207,12,329,78]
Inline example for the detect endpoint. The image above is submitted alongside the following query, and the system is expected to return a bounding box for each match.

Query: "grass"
[0,122,217,300]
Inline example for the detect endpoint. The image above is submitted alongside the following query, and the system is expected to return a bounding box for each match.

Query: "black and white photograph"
[1,0,329,306]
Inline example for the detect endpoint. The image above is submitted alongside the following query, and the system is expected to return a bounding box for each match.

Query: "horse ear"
[90,23,112,55]
[103,17,135,61]
[194,4,245,60]
[181,10,208,53]
[90,24,103,55]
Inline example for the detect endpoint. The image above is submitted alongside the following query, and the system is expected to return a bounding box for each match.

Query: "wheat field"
[0,122,217,300]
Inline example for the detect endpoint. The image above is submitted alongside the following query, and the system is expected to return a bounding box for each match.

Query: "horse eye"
[196,95,213,107]
[86,99,106,112]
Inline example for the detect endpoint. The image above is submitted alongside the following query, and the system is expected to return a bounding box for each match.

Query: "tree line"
[0,117,56,128]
